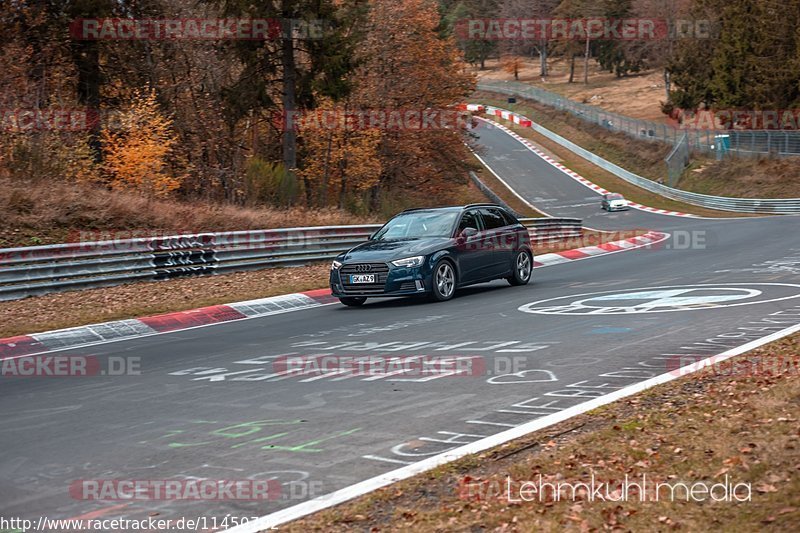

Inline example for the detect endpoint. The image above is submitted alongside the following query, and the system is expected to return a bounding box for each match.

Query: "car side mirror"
[461,227,478,240]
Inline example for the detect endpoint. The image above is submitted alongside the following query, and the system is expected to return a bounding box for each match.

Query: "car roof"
[400,203,506,214]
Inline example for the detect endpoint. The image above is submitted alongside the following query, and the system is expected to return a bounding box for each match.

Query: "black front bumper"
[330,262,430,298]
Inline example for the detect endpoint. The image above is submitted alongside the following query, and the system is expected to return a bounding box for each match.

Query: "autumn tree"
[354,0,475,208]
[502,55,524,80]
[500,0,559,77]
[210,0,365,173]
[297,99,382,208]
[552,0,594,83]
[102,89,185,197]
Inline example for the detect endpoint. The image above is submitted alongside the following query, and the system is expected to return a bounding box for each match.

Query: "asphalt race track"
[3,120,800,527]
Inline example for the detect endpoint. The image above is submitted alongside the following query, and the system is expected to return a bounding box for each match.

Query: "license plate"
[350,274,376,284]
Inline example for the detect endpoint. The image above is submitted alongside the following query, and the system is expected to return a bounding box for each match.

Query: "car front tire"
[340,296,367,307]
[507,250,532,286]
[429,260,456,302]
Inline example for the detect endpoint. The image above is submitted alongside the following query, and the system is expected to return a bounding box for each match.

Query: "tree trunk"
[281,13,297,170]
[72,40,102,161]
[321,133,333,205]
[569,54,575,83]
[539,39,548,77]
[583,36,590,85]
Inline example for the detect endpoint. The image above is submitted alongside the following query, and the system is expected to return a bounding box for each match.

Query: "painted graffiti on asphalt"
[364,305,800,465]
[168,340,553,383]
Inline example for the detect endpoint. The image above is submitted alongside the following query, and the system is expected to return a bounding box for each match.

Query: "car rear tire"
[340,297,367,307]
[507,250,532,286]
[429,260,456,302]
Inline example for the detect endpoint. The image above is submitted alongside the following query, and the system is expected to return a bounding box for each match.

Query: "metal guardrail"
[0,219,582,301]
[482,105,800,214]
[478,80,800,158]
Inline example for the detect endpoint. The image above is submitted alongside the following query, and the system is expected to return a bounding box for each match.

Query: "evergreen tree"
[595,0,644,77]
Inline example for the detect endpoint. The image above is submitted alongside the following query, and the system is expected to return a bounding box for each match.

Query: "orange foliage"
[102,89,184,197]
[502,55,524,80]
[351,0,476,198]
[298,98,382,205]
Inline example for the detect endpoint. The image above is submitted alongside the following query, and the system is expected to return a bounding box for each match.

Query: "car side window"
[498,209,517,226]
[458,210,481,233]
[479,208,507,231]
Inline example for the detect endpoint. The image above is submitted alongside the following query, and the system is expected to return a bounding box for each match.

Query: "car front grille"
[340,263,390,294]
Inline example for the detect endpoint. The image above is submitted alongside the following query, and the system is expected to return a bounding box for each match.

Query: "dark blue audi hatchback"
[330,204,533,306]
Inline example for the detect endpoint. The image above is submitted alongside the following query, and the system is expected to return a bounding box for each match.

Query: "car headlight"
[331,260,343,271]
[391,256,424,268]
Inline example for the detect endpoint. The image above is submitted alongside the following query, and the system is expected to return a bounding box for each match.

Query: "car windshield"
[372,211,459,240]
[607,194,624,200]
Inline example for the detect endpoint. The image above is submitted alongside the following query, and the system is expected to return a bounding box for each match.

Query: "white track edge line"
[470,151,554,218]
[469,144,626,234]
[225,321,800,532]
[476,116,674,218]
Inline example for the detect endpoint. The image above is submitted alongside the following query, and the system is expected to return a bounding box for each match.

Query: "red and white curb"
[534,230,668,268]
[475,109,698,218]
[0,289,337,359]
[0,233,667,359]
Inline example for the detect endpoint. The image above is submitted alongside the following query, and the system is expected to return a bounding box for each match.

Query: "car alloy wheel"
[508,250,532,286]
[431,261,456,301]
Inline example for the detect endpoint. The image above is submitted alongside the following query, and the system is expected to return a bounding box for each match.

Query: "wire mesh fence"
[478,80,800,159]
[665,133,690,187]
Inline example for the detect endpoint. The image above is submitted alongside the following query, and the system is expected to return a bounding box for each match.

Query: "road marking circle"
[519,283,800,315]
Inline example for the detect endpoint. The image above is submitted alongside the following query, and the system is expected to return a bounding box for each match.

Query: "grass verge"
[0,178,489,249]
[283,330,800,531]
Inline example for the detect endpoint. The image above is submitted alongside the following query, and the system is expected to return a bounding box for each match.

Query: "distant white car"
[601,193,630,212]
